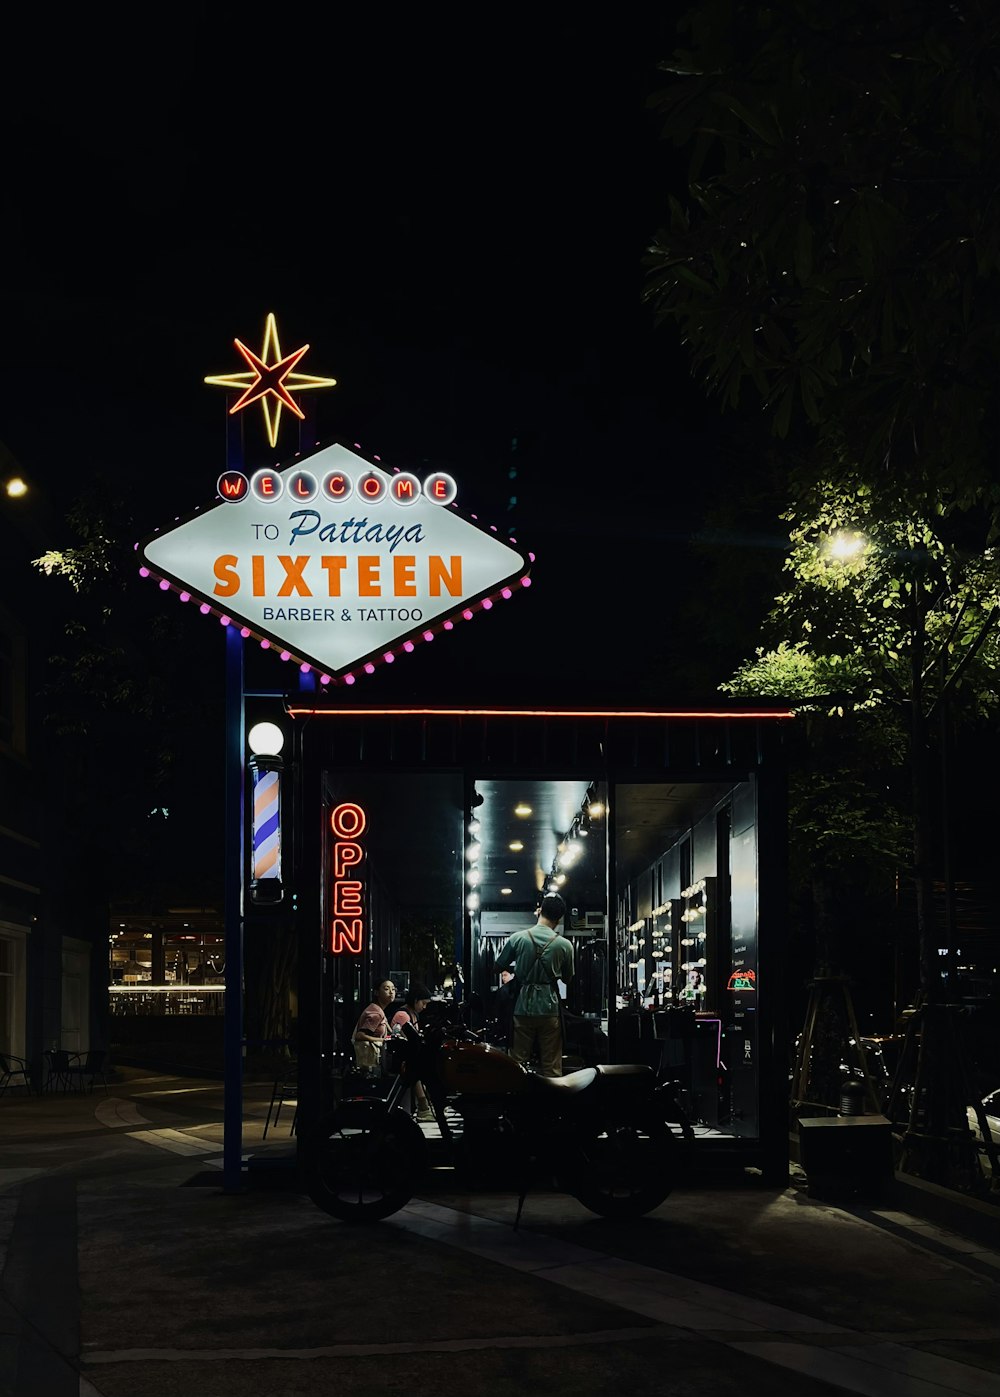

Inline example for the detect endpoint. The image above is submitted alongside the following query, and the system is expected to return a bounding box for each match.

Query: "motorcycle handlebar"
[401,1020,483,1046]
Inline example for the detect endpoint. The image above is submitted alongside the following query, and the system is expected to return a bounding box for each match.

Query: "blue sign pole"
[223,409,246,1193]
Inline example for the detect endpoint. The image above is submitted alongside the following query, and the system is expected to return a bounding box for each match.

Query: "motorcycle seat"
[525,1067,598,1095]
[594,1064,655,1079]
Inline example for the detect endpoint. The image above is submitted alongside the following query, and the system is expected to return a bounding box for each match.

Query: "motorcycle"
[303,1018,694,1224]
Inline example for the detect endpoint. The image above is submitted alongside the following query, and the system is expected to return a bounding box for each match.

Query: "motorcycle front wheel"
[569,1117,676,1219]
[304,1099,426,1222]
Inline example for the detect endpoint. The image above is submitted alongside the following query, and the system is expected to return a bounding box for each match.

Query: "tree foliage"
[644,7,1000,1173]
[645,0,1000,521]
[722,477,1000,988]
[31,477,222,906]
[726,480,1000,719]
[644,4,1000,978]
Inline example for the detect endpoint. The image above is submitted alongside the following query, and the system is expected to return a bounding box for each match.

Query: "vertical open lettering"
[329,802,368,954]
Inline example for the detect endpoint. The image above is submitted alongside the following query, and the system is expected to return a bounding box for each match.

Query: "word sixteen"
[212,554,462,598]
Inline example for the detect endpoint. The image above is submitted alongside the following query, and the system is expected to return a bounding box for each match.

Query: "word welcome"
[330,802,367,954]
[212,554,462,598]
[218,468,457,507]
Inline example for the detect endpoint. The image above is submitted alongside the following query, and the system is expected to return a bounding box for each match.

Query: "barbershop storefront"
[139,434,794,1186]
[284,702,792,1183]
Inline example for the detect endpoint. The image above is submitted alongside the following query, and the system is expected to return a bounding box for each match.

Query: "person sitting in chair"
[391,982,434,1122]
[351,979,395,1076]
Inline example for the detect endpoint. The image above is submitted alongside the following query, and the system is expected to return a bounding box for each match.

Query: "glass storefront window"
[469,778,609,1056]
[109,924,225,1015]
[614,780,760,1143]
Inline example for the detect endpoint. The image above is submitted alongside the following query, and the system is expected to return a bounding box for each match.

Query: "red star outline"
[204,313,337,447]
[229,339,311,419]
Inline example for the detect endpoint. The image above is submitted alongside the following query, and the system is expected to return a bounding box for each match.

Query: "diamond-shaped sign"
[139,441,531,681]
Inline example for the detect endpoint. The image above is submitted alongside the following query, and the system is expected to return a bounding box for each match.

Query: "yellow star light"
[204,313,337,448]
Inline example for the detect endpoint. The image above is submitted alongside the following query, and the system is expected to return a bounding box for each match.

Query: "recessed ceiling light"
[514,803,532,817]
[505,869,518,874]
[500,887,512,895]
[509,840,524,851]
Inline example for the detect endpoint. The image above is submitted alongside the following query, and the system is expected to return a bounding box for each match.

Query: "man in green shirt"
[495,893,574,1077]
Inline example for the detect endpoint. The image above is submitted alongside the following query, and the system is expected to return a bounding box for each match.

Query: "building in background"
[0,441,107,1082]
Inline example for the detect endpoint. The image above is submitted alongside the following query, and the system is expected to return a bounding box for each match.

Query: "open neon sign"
[330,802,367,954]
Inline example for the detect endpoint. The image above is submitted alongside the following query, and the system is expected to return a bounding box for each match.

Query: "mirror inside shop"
[327,770,762,1142]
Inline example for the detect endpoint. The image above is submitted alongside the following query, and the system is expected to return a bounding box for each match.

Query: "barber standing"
[495,893,573,1077]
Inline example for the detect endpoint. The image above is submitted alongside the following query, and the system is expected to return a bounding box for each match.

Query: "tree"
[32,478,223,908]
[643,2,1000,1185]
[725,480,1000,1183]
[644,0,1000,520]
[724,481,1000,982]
[644,0,1000,998]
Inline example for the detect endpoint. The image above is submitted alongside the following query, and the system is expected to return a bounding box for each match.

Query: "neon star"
[205,313,337,448]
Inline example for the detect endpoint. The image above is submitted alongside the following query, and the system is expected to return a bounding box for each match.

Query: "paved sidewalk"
[2,1069,1000,1396]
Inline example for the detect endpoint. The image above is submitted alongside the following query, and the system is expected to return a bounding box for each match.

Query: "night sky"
[1,17,778,712]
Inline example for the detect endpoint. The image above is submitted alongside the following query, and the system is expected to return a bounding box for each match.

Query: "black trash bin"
[798,1113,895,1202]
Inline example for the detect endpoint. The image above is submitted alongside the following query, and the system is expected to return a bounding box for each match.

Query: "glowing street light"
[826,530,868,561]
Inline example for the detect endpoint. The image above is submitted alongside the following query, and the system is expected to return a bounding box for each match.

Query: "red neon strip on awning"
[284,706,796,720]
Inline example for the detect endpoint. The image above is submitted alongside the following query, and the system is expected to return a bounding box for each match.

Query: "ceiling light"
[5,477,27,498]
[466,842,481,861]
[500,887,512,895]
[588,802,605,818]
[505,868,518,874]
[509,840,524,852]
[514,803,532,816]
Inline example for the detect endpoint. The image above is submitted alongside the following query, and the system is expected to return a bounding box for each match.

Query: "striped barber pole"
[251,762,282,900]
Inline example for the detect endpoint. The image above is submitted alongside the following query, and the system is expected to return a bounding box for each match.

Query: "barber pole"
[250,758,283,904]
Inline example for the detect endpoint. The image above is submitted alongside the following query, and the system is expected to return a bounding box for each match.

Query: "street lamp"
[248,722,284,905]
[826,529,868,561]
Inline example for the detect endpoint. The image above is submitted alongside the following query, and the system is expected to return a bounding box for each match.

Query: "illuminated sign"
[727,969,757,992]
[204,313,337,448]
[139,441,532,682]
[330,802,366,954]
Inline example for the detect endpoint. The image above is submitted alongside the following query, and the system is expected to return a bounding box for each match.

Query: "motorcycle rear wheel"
[569,1118,676,1219]
[305,1099,426,1222]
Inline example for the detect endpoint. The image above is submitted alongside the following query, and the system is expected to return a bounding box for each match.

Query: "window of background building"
[0,935,11,1051]
[0,614,27,756]
[109,925,225,1016]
